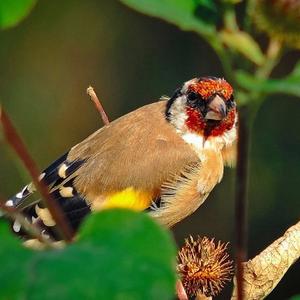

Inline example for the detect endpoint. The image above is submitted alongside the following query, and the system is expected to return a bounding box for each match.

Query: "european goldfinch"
[6,77,237,241]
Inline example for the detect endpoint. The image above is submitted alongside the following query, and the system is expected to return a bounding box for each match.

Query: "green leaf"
[120,0,216,37]
[0,222,33,299]
[236,61,300,98]
[290,296,300,300]
[193,0,219,26]
[220,30,265,65]
[0,209,177,300]
[0,0,37,29]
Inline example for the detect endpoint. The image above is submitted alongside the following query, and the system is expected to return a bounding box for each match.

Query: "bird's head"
[166,77,237,139]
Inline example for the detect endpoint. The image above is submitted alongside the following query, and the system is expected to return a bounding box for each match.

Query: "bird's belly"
[90,187,155,211]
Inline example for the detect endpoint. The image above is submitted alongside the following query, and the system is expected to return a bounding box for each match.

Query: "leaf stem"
[246,39,283,122]
[208,37,235,85]
[256,39,283,80]
[243,0,255,32]
[223,4,239,32]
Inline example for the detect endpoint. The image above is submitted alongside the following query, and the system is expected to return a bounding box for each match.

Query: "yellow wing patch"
[102,187,153,211]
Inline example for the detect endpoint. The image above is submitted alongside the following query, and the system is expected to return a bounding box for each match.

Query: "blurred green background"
[0,1,299,299]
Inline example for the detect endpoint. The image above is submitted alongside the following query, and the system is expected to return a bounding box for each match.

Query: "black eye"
[227,95,235,108]
[187,92,198,101]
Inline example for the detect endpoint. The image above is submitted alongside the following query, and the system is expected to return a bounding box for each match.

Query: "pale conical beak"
[205,95,227,121]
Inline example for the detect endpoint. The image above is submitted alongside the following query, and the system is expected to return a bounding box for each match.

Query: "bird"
[4,76,238,242]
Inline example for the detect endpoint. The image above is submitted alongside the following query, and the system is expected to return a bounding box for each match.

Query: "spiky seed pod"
[253,0,300,48]
[177,236,233,297]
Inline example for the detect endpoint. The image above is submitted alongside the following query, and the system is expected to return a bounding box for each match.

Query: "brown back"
[68,100,200,197]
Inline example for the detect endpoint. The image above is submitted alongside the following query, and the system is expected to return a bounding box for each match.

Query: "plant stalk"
[0,107,74,242]
[235,106,251,300]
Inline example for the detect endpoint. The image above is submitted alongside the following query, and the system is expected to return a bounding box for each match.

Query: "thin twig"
[0,106,74,242]
[0,197,54,248]
[87,86,110,125]
[234,108,251,300]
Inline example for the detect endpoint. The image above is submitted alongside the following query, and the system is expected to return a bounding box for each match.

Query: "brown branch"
[87,86,110,125]
[0,196,54,248]
[231,220,300,299]
[235,108,251,300]
[0,106,74,242]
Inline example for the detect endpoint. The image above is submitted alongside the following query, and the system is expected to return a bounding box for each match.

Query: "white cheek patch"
[182,132,204,151]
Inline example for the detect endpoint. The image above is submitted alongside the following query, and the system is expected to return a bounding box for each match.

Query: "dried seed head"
[253,0,300,48]
[177,236,233,297]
